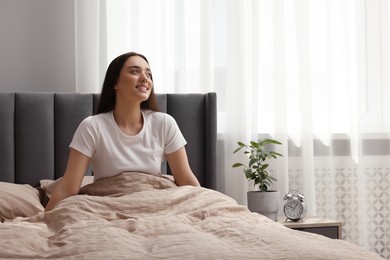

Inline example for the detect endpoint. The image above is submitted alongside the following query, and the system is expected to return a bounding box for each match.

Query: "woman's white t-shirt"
[69,110,186,181]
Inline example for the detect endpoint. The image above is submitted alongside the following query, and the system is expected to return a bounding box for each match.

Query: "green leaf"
[233,146,244,153]
[270,151,283,157]
[268,176,277,182]
[260,139,282,146]
[259,184,267,192]
[232,163,244,168]
[248,158,258,167]
[244,168,252,179]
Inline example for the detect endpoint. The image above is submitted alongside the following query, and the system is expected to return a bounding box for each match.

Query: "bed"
[0,92,382,259]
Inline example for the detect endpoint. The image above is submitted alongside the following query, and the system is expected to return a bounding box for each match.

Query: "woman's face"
[115,55,153,104]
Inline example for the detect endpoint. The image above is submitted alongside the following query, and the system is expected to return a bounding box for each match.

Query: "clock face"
[284,199,305,220]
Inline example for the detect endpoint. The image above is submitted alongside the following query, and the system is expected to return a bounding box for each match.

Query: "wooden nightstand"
[279,217,342,239]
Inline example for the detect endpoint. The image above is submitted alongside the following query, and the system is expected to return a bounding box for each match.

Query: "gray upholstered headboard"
[0,92,217,190]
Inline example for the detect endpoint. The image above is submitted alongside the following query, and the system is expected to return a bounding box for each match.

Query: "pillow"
[0,182,44,222]
[40,176,94,205]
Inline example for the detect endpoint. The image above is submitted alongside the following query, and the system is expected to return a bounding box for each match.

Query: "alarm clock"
[283,190,307,221]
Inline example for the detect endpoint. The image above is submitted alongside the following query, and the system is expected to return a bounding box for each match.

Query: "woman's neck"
[113,102,143,135]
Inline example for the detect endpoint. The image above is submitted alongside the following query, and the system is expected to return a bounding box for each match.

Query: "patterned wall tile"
[289,164,390,259]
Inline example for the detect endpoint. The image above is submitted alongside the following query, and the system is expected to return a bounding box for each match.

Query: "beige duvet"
[0,172,382,259]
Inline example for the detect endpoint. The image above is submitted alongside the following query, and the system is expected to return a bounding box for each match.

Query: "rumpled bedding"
[0,172,382,259]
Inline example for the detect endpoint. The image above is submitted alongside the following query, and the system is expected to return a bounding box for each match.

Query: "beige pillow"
[0,182,44,222]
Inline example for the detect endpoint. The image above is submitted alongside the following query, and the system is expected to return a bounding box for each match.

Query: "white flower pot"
[247,190,279,221]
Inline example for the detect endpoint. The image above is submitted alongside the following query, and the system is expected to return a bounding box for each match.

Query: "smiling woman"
[45,52,200,212]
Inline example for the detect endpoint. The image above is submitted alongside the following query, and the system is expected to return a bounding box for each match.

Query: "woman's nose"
[139,74,148,82]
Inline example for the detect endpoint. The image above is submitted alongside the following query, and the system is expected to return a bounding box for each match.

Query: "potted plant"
[232,138,283,221]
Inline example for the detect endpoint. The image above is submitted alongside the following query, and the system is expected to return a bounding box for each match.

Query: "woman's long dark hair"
[96,52,159,114]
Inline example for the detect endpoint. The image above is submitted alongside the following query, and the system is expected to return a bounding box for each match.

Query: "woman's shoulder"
[79,112,112,128]
[143,109,171,119]
[88,111,111,120]
[143,110,176,124]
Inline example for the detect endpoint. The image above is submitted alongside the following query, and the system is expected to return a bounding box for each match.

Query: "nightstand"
[279,217,342,239]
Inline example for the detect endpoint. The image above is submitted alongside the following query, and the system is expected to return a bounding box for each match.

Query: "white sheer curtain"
[76,0,390,258]
[75,0,107,93]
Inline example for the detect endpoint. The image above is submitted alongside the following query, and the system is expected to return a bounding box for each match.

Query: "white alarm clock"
[283,190,307,221]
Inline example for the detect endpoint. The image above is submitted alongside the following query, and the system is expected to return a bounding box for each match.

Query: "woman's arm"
[166,147,200,186]
[45,148,91,211]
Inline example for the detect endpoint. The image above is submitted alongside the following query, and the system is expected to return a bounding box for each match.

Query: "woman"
[45,52,200,211]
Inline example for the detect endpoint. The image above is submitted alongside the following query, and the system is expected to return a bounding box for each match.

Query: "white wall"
[0,0,75,92]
